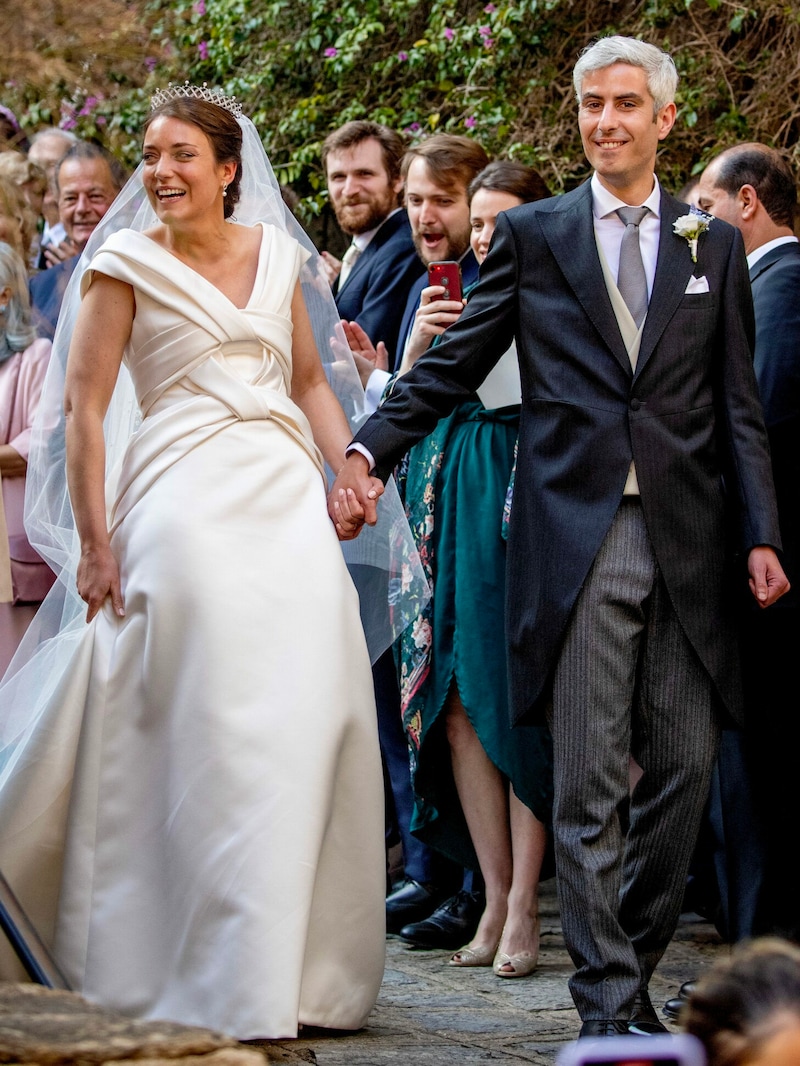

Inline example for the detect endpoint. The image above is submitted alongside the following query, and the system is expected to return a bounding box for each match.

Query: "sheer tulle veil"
[0,104,428,755]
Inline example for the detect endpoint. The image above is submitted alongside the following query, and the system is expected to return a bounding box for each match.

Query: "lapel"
[635,191,697,377]
[538,182,631,375]
[339,210,407,293]
[748,240,800,284]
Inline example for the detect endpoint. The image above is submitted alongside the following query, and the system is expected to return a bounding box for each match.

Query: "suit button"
[630,398,642,411]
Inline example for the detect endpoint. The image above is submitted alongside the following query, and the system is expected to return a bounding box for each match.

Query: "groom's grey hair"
[573,36,678,114]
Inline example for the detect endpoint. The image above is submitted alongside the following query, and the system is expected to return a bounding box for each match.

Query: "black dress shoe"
[385,878,446,934]
[579,1019,632,1038]
[398,889,484,949]
[629,989,669,1035]
[663,978,697,1020]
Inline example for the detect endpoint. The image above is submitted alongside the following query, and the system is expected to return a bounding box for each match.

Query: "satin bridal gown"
[0,223,386,1038]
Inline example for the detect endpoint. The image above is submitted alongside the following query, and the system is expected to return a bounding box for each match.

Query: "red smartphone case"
[427,261,462,302]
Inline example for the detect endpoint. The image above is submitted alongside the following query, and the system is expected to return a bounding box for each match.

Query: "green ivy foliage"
[4,0,800,215]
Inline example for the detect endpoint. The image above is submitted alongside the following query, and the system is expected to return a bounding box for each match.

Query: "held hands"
[76,544,125,622]
[328,452,384,540]
[747,546,790,608]
[400,284,466,374]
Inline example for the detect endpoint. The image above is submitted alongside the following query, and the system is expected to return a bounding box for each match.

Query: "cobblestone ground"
[286,878,725,1066]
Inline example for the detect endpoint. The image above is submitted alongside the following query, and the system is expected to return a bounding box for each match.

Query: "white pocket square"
[684,275,710,294]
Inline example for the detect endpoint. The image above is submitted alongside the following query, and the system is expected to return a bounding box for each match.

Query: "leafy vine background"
[4,0,800,227]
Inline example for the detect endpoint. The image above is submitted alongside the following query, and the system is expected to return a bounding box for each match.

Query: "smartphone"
[556,1033,706,1066]
[427,260,462,303]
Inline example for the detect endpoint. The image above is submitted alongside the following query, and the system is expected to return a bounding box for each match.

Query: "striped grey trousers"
[549,497,721,1020]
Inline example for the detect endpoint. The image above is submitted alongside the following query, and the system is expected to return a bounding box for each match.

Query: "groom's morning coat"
[355,181,781,726]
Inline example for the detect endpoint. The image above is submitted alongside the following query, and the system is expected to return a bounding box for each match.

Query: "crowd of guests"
[0,32,798,1047]
[0,116,125,673]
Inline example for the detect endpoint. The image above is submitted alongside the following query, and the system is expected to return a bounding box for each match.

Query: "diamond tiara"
[150,82,243,118]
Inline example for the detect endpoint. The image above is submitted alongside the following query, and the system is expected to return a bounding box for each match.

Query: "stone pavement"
[284,878,726,1066]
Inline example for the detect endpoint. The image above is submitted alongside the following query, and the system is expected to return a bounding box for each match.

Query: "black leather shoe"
[385,878,446,934]
[629,989,669,1035]
[579,1019,631,1038]
[663,978,697,1020]
[398,889,484,949]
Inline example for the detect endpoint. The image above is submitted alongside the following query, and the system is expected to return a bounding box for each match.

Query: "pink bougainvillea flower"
[465,116,477,129]
[443,27,455,40]
[198,40,209,59]
[324,47,338,57]
[484,2,497,11]
[397,51,409,61]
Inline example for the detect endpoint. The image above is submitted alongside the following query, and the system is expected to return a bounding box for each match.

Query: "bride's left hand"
[330,486,368,541]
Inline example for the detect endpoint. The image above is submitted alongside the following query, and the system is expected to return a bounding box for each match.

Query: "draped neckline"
[138,221,268,312]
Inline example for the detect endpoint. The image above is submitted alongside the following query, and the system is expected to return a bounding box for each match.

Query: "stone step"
[0,984,315,1065]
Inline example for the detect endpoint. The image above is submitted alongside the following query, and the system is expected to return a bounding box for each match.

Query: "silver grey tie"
[338,241,361,287]
[616,206,649,328]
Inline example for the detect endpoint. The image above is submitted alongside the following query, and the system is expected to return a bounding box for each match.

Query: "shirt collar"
[591,172,661,220]
[747,234,799,269]
[352,207,402,252]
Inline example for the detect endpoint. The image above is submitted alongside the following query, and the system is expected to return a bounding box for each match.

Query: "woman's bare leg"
[495,787,547,971]
[445,689,511,955]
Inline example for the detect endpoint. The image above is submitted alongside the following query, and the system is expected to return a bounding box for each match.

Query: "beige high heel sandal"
[449,940,500,967]
[492,917,540,978]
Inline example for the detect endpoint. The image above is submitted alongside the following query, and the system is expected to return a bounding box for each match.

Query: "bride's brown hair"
[144,97,243,219]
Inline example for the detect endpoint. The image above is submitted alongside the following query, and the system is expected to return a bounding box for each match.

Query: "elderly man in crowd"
[29,142,123,338]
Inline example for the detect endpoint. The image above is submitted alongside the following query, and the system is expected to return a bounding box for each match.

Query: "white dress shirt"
[746,234,798,270]
[591,172,661,297]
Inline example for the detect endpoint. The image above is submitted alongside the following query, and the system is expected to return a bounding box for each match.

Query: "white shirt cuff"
[345,442,377,472]
[364,368,391,414]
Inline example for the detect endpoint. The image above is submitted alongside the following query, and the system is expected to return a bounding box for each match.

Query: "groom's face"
[578,62,676,202]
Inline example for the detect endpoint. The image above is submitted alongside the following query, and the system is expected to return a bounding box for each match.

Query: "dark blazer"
[749,241,800,607]
[333,210,423,358]
[392,250,479,372]
[356,181,781,725]
[29,257,78,340]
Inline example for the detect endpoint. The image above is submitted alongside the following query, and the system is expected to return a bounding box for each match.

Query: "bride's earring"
[222,183,227,197]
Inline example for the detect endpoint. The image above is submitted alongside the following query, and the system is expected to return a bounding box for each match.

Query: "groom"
[330,36,789,1038]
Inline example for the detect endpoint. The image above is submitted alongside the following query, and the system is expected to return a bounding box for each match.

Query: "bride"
[0,88,418,1039]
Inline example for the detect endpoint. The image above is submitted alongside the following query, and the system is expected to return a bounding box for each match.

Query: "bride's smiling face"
[142,116,236,223]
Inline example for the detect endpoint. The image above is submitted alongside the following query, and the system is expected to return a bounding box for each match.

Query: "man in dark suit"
[30,143,122,339]
[693,145,799,943]
[331,37,788,1039]
[321,121,422,360]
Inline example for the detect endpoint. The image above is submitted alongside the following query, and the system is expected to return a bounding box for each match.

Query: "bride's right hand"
[76,544,125,622]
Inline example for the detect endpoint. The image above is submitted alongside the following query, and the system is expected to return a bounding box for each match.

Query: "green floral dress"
[393,326,553,871]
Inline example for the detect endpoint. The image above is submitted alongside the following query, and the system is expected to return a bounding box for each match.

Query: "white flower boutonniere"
[673,209,712,263]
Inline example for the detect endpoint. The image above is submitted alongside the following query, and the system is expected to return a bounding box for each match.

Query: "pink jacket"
[1,337,56,602]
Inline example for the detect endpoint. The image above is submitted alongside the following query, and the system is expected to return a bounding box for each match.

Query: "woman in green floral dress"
[396,161,554,978]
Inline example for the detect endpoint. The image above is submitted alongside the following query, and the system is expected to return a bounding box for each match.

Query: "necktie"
[616,206,649,328]
[338,241,361,287]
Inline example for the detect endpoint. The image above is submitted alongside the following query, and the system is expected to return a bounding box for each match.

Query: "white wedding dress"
[0,222,385,1038]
